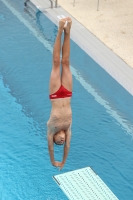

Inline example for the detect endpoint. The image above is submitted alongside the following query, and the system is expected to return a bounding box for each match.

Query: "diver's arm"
[47,133,55,164]
[62,126,72,165]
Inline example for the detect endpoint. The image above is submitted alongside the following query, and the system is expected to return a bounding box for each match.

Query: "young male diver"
[47,17,72,170]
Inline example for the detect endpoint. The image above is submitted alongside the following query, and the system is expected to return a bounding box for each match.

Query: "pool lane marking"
[1,0,133,137]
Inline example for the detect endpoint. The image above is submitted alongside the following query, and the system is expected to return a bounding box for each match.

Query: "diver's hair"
[54,141,64,146]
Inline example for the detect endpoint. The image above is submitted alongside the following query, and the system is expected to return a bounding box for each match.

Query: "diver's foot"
[58,18,67,33]
[64,17,72,34]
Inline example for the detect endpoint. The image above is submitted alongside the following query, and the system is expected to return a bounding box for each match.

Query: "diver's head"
[53,130,66,145]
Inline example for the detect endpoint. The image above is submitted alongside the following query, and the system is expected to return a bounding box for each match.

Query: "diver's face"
[54,130,66,145]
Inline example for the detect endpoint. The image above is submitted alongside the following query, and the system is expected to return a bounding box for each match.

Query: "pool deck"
[29,0,133,96]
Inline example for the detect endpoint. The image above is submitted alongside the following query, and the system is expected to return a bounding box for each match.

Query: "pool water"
[0,0,133,199]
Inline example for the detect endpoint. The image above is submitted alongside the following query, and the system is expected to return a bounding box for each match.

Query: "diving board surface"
[53,167,118,200]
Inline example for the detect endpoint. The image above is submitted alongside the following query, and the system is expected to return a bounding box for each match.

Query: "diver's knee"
[53,57,60,67]
[61,59,70,67]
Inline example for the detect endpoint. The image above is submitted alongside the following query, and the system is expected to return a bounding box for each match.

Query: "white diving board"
[53,167,118,200]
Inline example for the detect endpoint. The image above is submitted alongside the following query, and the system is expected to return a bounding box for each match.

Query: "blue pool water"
[0,0,133,199]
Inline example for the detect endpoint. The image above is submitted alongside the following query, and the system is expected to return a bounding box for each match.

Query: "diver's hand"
[59,162,65,170]
[52,161,65,170]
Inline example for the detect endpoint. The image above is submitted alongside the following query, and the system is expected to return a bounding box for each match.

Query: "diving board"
[53,167,118,200]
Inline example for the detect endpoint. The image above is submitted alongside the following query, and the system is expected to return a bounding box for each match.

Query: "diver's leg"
[61,17,72,91]
[49,19,67,94]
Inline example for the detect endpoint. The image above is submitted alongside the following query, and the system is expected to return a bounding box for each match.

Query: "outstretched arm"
[61,126,72,170]
[47,133,55,164]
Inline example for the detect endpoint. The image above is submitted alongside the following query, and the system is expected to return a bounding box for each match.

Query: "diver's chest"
[53,113,72,131]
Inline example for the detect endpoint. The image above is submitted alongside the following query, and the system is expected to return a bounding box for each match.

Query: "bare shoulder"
[47,121,52,135]
[65,124,72,134]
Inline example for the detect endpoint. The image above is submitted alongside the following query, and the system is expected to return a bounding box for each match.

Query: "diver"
[47,17,72,170]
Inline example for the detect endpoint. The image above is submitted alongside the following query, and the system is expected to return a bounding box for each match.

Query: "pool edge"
[30,0,133,96]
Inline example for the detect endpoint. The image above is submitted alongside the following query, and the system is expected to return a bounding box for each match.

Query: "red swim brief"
[49,85,72,99]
